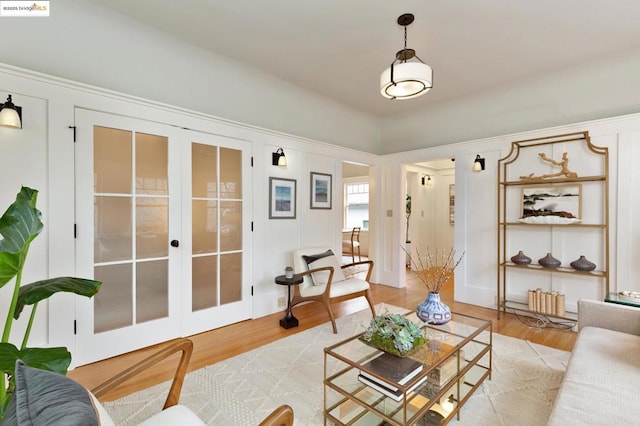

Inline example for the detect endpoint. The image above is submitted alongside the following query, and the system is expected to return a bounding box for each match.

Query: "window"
[344,181,369,229]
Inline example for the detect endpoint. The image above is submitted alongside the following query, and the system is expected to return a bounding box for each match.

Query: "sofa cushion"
[2,361,98,426]
[302,249,346,285]
[548,326,640,425]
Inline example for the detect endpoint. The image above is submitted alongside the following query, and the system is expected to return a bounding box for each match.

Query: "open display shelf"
[497,131,609,321]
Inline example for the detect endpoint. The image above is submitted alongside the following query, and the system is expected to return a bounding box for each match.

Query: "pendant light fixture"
[380,13,433,100]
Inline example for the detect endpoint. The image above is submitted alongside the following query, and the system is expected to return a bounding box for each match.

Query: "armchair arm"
[258,404,294,426]
[296,266,336,292]
[578,299,640,335]
[91,338,193,410]
[341,259,374,282]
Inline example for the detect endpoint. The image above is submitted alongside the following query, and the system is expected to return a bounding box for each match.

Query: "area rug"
[104,304,570,425]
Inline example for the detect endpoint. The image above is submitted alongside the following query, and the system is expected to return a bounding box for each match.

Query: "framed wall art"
[310,172,332,209]
[269,177,297,219]
[520,184,582,224]
[449,184,455,224]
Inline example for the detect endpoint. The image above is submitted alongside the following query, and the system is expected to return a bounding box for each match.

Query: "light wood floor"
[69,269,577,402]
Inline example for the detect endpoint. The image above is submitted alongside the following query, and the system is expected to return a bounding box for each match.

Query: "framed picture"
[269,177,297,219]
[520,184,582,223]
[310,172,332,209]
[449,184,455,224]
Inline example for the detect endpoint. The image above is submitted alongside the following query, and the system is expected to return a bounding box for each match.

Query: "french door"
[74,109,251,365]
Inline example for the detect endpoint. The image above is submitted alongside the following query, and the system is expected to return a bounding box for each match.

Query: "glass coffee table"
[605,291,640,308]
[324,311,492,425]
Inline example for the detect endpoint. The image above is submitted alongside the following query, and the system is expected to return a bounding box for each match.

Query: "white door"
[73,109,252,365]
[180,131,252,336]
[74,109,183,364]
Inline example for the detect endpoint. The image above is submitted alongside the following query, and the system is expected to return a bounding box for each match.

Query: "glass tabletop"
[605,292,640,308]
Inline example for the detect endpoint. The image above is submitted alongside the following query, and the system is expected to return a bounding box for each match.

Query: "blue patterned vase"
[416,292,451,325]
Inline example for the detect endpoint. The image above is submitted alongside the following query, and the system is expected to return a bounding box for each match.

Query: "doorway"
[342,162,370,263]
[405,158,456,297]
[73,109,252,365]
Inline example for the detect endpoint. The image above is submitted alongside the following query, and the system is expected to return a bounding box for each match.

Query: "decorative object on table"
[538,252,561,268]
[404,247,464,324]
[569,255,596,272]
[510,250,532,265]
[519,151,578,181]
[359,351,423,390]
[309,172,332,209]
[284,266,294,279]
[360,312,426,357]
[520,184,581,223]
[527,289,565,316]
[268,177,297,219]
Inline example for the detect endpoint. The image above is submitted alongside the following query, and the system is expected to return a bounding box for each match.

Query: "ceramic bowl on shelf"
[510,251,532,265]
[570,255,596,272]
[538,253,561,268]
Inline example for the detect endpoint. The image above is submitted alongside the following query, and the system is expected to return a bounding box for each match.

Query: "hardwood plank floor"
[69,269,576,402]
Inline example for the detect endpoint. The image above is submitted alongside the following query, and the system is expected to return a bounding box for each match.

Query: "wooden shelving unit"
[497,131,609,321]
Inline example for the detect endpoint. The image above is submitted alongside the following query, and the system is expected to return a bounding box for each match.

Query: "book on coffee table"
[359,352,423,391]
[357,373,428,402]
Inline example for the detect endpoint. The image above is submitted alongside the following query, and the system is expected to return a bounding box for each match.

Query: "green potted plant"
[360,312,426,357]
[0,187,101,418]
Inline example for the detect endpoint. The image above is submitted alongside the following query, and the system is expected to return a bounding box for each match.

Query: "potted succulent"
[360,312,426,357]
[0,187,102,418]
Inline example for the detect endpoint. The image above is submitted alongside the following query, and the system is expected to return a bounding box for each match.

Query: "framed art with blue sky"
[269,177,296,219]
[310,172,332,209]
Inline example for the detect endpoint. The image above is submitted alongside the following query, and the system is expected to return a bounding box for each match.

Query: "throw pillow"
[302,249,346,285]
[1,360,99,426]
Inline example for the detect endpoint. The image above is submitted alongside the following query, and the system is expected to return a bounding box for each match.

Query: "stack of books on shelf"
[357,352,426,401]
[527,288,566,316]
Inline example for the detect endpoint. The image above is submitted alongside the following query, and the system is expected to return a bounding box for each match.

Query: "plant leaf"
[14,277,102,319]
[0,343,71,375]
[0,187,43,288]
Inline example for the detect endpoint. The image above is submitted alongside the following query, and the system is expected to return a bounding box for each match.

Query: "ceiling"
[85,1,640,120]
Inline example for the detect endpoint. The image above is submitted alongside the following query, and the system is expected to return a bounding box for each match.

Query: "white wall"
[0,64,378,358]
[382,116,637,312]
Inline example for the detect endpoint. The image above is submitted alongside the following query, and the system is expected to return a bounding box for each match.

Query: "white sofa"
[548,299,640,425]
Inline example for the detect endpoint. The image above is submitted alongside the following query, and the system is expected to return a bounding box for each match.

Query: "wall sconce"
[272,148,287,167]
[472,154,485,172]
[0,94,22,129]
[421,175,433,186]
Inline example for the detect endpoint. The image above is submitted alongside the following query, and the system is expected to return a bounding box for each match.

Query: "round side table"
[274,274,303,329]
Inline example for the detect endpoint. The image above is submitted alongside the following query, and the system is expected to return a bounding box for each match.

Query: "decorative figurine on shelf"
[520,152,578,181]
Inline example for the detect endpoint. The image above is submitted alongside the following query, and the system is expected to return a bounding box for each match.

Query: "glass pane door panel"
[220,201,242,252]
[192,143,217,198]
[94,126,132,194]
[220,253,241,304]
[136,260,168,323]
[192,200,217,254]
[137,197,168,258]
[95,196,132,263]
[192,255,217,311]
[136,133,168,195]
[94,263,133,333]
[220,147,241,199]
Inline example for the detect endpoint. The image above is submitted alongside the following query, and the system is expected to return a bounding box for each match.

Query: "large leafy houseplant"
[0,187,101,417]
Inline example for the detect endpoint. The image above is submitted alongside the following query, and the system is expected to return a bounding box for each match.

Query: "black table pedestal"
[274,274,303,329]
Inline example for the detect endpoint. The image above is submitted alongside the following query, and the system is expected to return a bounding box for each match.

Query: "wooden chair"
[342,227,362,263]
[89,338,294,425]
[291,247,376,333]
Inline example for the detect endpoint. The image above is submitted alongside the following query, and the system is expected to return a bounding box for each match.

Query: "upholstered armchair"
[2,338,293,426]
[291,247,376,333]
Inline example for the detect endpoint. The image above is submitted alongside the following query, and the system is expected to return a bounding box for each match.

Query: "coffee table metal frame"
[323,311,492,425]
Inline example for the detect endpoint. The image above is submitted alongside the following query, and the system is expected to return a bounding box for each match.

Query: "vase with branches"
[404,247,464,324]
